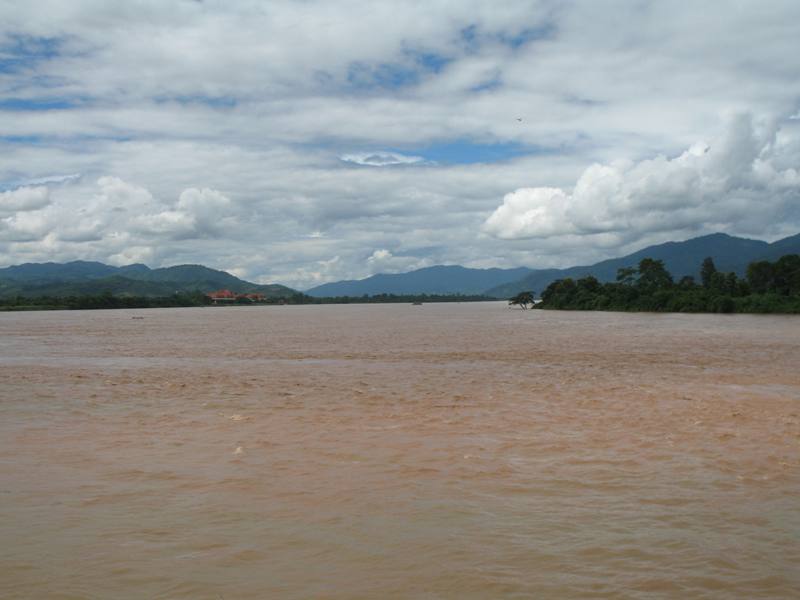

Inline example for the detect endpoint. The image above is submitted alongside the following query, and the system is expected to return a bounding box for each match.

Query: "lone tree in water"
[509,291,535,309]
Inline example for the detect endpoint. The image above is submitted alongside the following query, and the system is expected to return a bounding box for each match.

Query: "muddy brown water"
[1,303,798,599]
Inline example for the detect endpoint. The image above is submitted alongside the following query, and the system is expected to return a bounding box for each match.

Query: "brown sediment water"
[0,303,798,599]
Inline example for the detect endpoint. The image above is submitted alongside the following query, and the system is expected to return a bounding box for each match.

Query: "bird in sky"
[516,117,523,122]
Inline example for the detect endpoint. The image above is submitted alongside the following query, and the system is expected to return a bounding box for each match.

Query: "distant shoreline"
[0,293,498,312]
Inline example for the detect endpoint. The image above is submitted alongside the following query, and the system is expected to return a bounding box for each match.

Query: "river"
[1,303,798,598]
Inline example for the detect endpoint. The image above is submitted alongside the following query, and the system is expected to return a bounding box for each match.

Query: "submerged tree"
[508,291,535,309]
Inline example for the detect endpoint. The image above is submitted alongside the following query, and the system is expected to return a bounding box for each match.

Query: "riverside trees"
[535,255,800,313]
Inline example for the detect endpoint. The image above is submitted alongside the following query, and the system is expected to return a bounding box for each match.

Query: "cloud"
[2,2,800,285]
[133,187,234,239]
[0,210,50,242]
[483,187,573,239]
[340,151,425,166]
[0,186,50,212]
[16,173,81,187]
[92,177,236,240]
[484,114,800,243]
[365,248,431,274]
[0,177,243,265]
[367,248,393,263]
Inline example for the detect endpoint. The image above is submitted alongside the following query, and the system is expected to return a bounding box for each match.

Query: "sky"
[1,0,799,290]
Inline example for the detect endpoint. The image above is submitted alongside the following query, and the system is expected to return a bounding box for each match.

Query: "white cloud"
[340,152,425,167]
[93,178,236,240]
[367,248,393,263]
[483,187,573,239]
[0,186,50,212]
[94,176,157,212]
[135,187,235,239]
[2,2,800,284]
[18,173,81,187]
[366,248,430,274]
[484,114,800,243]
[1,210,50,242]
[0,176,244,266]
[107,245,155,267]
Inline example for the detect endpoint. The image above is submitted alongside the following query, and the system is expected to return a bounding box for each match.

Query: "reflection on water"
[1,303,799,599]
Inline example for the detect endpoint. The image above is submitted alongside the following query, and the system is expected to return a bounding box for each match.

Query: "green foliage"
[700,256,717,288]
[0,263,297,300]
[636,258,673,291]
[773,254,800,295]
[745,255,800,296]
[303,293,495,304]
[536,254,800,314]
[0,291,214,311]
[616,267,637,286]
[508,291,535,309]
[0,290,499,311]
[747,260,773,293]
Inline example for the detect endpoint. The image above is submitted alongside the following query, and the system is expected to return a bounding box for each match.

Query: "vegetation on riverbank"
[533,255,800,313]
[300,293,494,304]
[0,291,214,311]
[6,254,798,314]
[0,291,495,311]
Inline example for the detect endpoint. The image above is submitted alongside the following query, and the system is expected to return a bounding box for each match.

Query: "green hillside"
[0,262,296,299]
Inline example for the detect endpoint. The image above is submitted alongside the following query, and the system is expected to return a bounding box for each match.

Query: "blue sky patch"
[459,24,480,53]
[0,34,63,73]
[345,48,452,92]
[347,61,418,90]
[0,96,87,111]
[470,75,503,93]
[499,23,556,49]
[153,95,238,109]
[0,134,46,145]
[411,140,538,165]
[406,49,451,74]
[336,139,548,167]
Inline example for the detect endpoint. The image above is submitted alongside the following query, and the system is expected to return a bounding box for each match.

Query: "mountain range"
[306,232,800,298]
[2,232,798,300]
[0,262,295,299]
[305,265,532,297]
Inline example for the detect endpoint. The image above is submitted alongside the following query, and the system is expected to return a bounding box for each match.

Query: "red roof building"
[207,289,237,303]
[206,289,267,304]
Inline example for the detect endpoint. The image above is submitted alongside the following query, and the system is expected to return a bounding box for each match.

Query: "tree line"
[299,293,495,304]
[0,290,215,311]
[0,290,496,311]
[512,254,800,314]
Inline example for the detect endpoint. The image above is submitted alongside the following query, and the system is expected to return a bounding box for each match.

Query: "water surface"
[1,303,798,598]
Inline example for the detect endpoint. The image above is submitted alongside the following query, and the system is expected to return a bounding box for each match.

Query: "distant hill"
[4,232,797,301]
[305,265,532,297]
[303,232,800,299]
[758,233,800,262]
[0,260,121,282]
[0,261,296,299]
[487,232,800,298]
